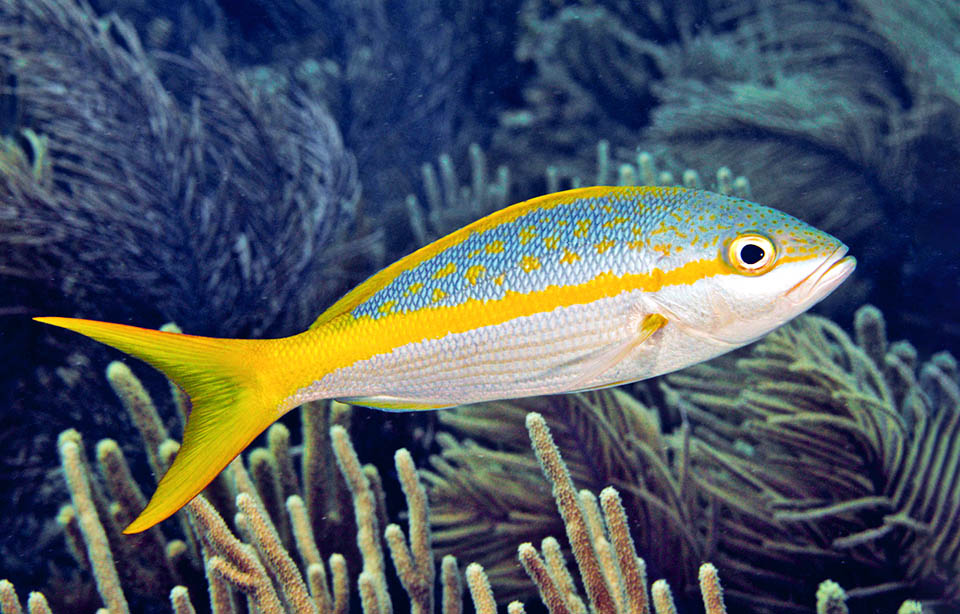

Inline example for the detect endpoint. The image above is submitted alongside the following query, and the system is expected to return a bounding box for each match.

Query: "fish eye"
[727,233,776,275]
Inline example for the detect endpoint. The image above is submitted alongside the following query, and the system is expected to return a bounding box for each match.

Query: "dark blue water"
[1,0,957,612]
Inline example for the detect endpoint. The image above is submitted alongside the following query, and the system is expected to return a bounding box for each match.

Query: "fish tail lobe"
[34,316,290,534]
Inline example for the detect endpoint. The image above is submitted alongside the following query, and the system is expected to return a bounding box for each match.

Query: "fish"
[35,185,856,533]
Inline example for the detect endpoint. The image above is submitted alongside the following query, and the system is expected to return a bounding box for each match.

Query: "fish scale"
[351,186,673,319]
[34,185,856,533]
[340,186,821,329]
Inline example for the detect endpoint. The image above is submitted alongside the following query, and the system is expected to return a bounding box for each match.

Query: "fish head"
[648,191,856,347]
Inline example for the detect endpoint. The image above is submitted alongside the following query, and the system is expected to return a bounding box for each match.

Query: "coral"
[57,434,127,614]
[665,306,960,609]
[486,0,959,349]
[2,342,938,614]
[402,140,753,259]
[0,357,446,613]
[0,0,361,336]
[519,408,729,614]
[424,305,955,612]
[402,144,511,248]
[491,1,703,188]
[424,388,704,601]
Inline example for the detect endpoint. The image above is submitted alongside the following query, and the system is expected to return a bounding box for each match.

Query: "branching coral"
[665,306,960,610]
[492,1,702,188]
[0,359,448,613]
[424,386,707,601]
[425,305,955,612]
[403,144,511,247]
[402,139,752,257]
[489,0,959,349]
[0,0,360,336]
[2,335,939,613]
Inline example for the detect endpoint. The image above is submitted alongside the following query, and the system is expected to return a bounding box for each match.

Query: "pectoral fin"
[570,313,668,391]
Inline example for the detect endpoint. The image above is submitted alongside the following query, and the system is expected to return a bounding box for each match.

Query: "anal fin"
[338,395,457,411]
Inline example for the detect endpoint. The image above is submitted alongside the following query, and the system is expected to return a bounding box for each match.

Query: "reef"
[0,0,362,337]
[427,305,959,612]
[0,349,930,613]
[1,0,958,612]
[491,0,960,351]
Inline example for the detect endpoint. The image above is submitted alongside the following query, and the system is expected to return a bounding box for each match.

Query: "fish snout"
[784,244,856,306]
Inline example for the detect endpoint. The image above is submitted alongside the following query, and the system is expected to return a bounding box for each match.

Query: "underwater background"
[1,0,959,612]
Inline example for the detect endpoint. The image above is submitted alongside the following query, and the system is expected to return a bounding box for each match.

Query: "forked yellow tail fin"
[34,317,288,534]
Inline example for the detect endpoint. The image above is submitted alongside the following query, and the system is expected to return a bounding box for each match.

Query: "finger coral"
[425,304,955,612]
[2,335,936,614]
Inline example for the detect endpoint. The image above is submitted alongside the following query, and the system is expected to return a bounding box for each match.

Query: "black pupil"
[740,243,766,265]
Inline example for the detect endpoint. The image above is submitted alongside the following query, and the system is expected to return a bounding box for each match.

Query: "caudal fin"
[34,317,288,533]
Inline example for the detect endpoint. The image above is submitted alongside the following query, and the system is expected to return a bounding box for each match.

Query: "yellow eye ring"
[727,233,776,275]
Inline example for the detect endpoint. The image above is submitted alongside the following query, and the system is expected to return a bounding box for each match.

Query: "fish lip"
[785,245,856,303]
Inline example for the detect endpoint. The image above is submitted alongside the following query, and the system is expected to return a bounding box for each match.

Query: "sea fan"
[0,0,360,337]
[426,305,960,612]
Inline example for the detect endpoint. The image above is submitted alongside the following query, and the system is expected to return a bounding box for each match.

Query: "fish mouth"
[785,245,857,304]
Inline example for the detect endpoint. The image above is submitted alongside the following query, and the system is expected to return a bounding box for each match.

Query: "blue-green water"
[1,0,957,612]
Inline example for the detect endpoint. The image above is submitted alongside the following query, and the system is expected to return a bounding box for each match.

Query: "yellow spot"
[308,186,683,329]
[406,282,424,295]
[465,265,486,285]
[378,300,397,314]
[433,262,457,279]
[467,248,481,258]
[652,244,672,256]
[519,225,537,245]
[319,252,807,383]
[602,204,613,213]
[602,216,628,229]
[432,288,447,303]
[485,241,505,254]
[543,236,559,250]
[574,219,592,238]
[594,238,616,254]
[627,240,645,250]
[493,273,506,286]
[560,248,580,264]
[520,255,541,273]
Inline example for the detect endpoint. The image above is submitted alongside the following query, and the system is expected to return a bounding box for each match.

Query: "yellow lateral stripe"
[314,251,819,381]
[315,256,718,379]
[309,186,656,328]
